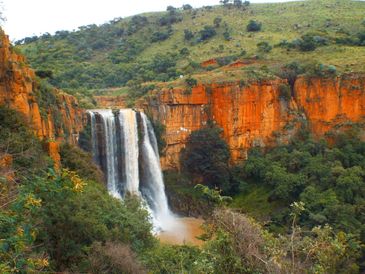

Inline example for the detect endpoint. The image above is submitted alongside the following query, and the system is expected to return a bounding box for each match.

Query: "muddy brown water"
[157,217,205,246]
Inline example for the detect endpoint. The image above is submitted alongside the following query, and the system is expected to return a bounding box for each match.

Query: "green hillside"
[16,0,365,103]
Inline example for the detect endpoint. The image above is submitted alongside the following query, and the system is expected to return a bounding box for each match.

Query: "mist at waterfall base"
[87,109,185,236]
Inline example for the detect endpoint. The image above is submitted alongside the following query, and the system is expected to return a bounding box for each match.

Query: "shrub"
[151,31,171,42]
[247,20,262,32]
[89,242,147,274]
[257,41,272,53]
[214,17,222,28]
[298,35,317,51]
[185,76,198,87]
[223,28,232,41]
[278,83,291,101]
[60,143,104,183]
[179,47,190,56]
[198,25,217,41]
[184,29,194,41]
[182,4,193,10]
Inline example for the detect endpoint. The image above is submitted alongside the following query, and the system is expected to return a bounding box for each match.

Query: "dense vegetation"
[2,104,363,273]
[16,0,365,104]
[166,123,365,272]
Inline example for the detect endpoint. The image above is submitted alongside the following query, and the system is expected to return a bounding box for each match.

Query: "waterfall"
[119,109,140,195]
[87,109,176,231]
[139,113,176,230]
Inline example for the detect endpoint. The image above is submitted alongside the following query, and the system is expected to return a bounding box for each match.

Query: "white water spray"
[88,109,179,232]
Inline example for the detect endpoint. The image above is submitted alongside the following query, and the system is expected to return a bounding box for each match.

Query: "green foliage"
[198,25,217,42]
[185,76,198,87]
[257,41,272,53]
[233,130,365,242]
[246,20,262,32]
[16,0,365,95]
[194,184,232,206]
[0,106,51,175]
[278,83,291,101]
[59,143,104,182]
[181,125,231,191]
[183,29,194,41]
[0,169,154,271]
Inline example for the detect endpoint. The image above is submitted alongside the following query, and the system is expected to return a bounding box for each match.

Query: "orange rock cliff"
[138,75,365,170]
[0,31,84,167]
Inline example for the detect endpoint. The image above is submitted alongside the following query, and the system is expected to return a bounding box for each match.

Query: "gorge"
[2,0,365,272]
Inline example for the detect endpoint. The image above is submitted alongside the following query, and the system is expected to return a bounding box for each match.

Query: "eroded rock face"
[294,75,365,136]
[140,74,365,170]
[94,95,127,109]
[0,30,84,167]
[140,80,302,169]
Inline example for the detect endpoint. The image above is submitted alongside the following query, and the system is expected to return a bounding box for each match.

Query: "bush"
[60,143,104,183]
[184,29,194,41]
[185,76,198,87]
[182,4,193,10]
[257,41,272,53]
[151,31,171,42]
[247,20,262,32]
[198,25,217,41]
[89,242,147,274]
[179,47,190,56]
[278,83,291,101]
[214,17,222,28]
[298,35,317,51]
[181,125,231,191]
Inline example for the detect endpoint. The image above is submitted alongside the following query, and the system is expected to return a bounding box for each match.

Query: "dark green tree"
[181,125,231,191]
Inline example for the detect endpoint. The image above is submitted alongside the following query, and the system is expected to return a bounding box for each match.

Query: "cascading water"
[139,113,176,230]
[88,109,178,232]
[118,109,140,195]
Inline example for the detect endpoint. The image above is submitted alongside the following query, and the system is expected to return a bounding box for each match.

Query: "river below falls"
[157,217,205,246]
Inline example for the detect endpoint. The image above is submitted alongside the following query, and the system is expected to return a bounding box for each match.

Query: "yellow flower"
[16,227,24,237]
[25,195,42,208]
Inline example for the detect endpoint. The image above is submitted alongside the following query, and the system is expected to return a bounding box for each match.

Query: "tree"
[199,26,217,41]
[233,0,243,7]
[298,35,317,51]
[184,29,194,41]
[247,20,262,32]
[182,4,193,10]
[181,125,231,191]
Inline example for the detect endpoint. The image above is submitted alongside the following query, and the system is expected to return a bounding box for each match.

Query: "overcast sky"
[2,0,299,41]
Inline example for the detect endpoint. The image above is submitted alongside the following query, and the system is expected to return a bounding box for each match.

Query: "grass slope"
[16,0,365,99]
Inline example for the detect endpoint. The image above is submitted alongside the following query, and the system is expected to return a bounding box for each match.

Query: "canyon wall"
[139,74,365,170]
[294,74,365,136]
[0,31,84,167]
[140,80,302,169]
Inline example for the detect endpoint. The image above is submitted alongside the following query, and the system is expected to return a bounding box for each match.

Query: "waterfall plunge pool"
[87,109,202,242]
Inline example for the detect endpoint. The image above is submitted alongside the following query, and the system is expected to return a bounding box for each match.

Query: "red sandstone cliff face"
[140,74,365,170]
[0,31,84,166]
[140,80,301,169]
[294,75,365,136]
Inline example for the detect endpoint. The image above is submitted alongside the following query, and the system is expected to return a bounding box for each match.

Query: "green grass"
[230,185,283,220]
[16,0,365,97]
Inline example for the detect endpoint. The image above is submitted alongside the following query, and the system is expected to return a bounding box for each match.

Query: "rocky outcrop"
[140,80,301,169]
[94,95,127,109]
[0,30,84,166]
[140,74,365,170]
[294,74,365,136]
